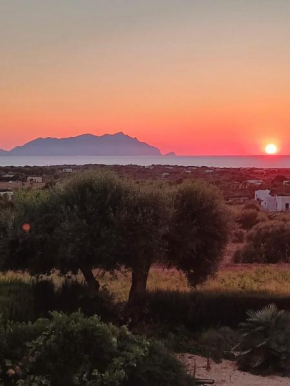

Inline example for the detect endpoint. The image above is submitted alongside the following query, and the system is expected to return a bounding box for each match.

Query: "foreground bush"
[0,277,118,324]
[33,279,118,322]
[0,312,196,386]
[235,304,290,373]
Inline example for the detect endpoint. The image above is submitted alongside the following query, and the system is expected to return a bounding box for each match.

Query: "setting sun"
[265,144,278,155]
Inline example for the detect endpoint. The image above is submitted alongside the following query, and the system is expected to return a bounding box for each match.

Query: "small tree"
[166,181,230,286]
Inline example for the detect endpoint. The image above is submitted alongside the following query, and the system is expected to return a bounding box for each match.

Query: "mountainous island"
[0,133,163,156]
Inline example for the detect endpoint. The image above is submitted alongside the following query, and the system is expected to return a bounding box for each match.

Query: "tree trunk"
[80,266,100,297]
[128,265,150,306]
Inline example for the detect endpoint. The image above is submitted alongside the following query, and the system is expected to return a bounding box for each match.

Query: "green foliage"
[0,312,195,386]
[2,189,62,273]
[124,341,196,386]
[235,304,290,372]
[167,181,230,286]
[58,171,125,274]
[234,220,290,263]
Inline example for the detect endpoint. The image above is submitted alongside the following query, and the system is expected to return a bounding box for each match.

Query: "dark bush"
[234,221,290,264]
[232,229,245,243]
[32,279,56,317]
[243,203,260,212]
[124,341,195,386]
[145,289,290,330]
[237,209,267,230]
[0,279,34,322]
[0,312,196,386]
[0,278,118,324]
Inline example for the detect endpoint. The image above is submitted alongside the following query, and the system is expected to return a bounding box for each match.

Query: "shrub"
[243,203,260,212]
[235,304,290,373]
[124,341,195,386]
[0,312,195,386]
[234,221,290,264]
[232,229,245,243]
[237,209,267,230]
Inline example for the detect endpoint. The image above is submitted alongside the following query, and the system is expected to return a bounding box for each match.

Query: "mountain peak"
[8,133,162,157]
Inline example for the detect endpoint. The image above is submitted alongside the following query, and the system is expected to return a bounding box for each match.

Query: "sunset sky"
[1,0,290,155]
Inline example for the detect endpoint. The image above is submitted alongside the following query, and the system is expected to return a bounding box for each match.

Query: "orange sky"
[1,1,290,155]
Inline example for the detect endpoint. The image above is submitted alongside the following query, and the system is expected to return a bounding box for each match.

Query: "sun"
[265,144,277,155]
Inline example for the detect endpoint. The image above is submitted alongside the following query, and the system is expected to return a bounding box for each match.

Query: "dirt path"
[179,354,288,386]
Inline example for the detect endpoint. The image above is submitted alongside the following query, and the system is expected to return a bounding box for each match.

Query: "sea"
[0,155,290,168]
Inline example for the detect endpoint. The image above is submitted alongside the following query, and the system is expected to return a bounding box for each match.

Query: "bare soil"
[179,354,288,386]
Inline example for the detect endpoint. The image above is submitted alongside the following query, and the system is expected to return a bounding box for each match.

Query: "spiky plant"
[234,304,290,372]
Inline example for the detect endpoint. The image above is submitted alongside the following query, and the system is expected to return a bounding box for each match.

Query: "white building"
[27,176,43,183]
[0,191,14,200]
[2,174,15,179]
[247,179,263,186]
[63,168,73,173]
[255,189,290,212]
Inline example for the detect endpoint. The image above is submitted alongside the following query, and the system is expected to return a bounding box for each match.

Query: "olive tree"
[57,171,125,294]
[117,183,167,305]
[166,181,230,287]
[2,172,125,295]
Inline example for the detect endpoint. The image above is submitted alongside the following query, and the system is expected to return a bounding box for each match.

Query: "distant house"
[2,173,15,179]
[255,189,290,212]
[162,173,170,177]
[247,179,263,186]
[63,168,73,173]
[205,169,214,173]
[27,176,43,183]
[0,190,14,200]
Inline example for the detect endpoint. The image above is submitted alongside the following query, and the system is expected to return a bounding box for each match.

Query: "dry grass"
[1,264,290,302]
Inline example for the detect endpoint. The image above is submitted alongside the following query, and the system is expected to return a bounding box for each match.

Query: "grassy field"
[100,265,290,301]
[2,264,290,302]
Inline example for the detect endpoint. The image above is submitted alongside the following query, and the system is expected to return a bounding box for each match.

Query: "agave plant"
[234,304,290,372]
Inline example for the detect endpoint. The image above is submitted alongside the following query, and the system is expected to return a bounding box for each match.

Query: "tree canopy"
[166,181,230,286]
[0,172,231,303]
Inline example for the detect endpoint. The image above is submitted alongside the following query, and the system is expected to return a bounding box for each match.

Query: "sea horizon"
[1,155,290,168]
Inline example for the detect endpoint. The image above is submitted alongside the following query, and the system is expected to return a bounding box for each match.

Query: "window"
[286,203,289,211]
